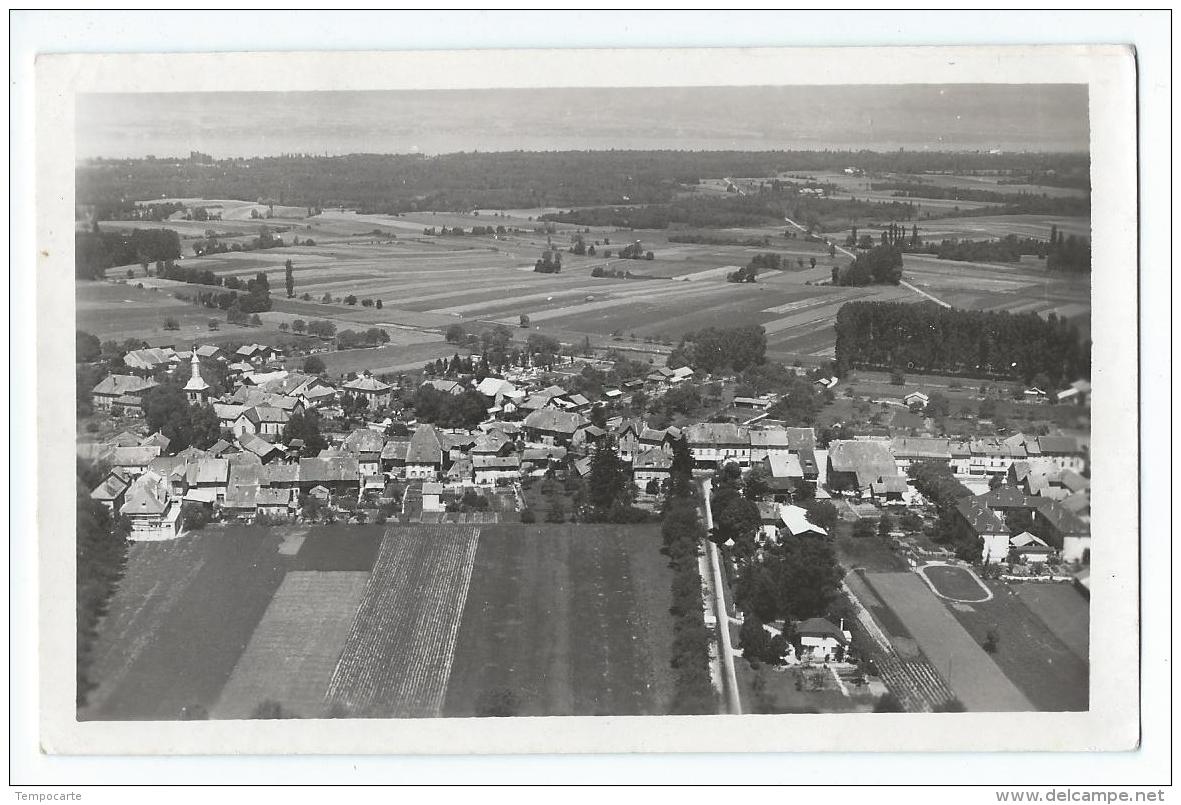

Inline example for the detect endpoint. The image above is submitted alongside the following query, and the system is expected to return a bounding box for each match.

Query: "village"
[76,322,1093,716]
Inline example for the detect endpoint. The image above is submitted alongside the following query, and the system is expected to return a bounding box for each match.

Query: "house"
[954,497,1011,565]
[89,469,131,513]
[870,474,909,504]
[472,453,521,485]
[342,428,385,476]
[949,441,972,475]
[260,462,300,490]
[238,432,285,463]
[119,470,181,540]
[342,372,393,408]
[640,425,682,451]
[670,366,694,383]
[903,391,930,409]
[381,439,411,477]
[733,396,772,411]
[405,425,444,480]
[187,457,230,504]
[307,485,331,503]
[107,445,163,477]
[421,378,464,396]
[633,448,673,492]
[521,446,566,474]
[826,440,899,494]
[1034,500,1090,564]
[890,437,951,471]
[1034,436,1086,473]
[796,617,850,662]
[573,424,608,448]
[91,374,158,412]
[757,502,783,541]
[762,453,805,499]
[298,455,361,494]
[1009,531,1054,565]
[422,482,445,513]
[250,406,289,437]
[195,344,223,361]
[685,423,750,469]
[475,376,520,400]
[523,409,587,447]
[256,487,296,519]
[214,403,249,433]
[749,428,790,463]
[968,439,1027,476]
[779,504,827,539]
[123,347,177,375]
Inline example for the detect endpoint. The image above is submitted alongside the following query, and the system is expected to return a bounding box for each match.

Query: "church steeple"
[184,347,210,402]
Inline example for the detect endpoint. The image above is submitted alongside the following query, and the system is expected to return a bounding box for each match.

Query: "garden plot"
[213,571,371,719]
[326,526,481,718]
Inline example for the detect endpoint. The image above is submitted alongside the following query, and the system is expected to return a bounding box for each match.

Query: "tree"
[877,514,894,538]
[804,500,839,533]
[520,508,536,524]
[76,468,129,706]
[208,318,219,330]
[375,299,383,309]
[934,698,967,712]
[852,518,876,539]
[292,319,306,334]
[739,615,773,665]
[873,693,905,712]
[983,628,1000,654]
[284,259,295,298]
[76,330,102,363]
[344,294,358,306]
[519,314,531,328]
[283,410,328,454]
[302,355,326,374]
[587,441,633,512]
[181,501,210,531]
[445,323,466,344]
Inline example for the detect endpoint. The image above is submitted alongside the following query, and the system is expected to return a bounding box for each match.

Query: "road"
[699,478,742,715]
[782,216,952,308]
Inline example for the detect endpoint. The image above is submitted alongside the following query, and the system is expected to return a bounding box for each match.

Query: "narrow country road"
[699,478,742,715]
[782,216,952,308]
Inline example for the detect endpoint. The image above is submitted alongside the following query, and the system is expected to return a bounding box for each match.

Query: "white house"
[796,617,851,662]
[422,482,444,513]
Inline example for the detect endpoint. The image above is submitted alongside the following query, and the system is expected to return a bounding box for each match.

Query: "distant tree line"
[834,301,1090,385]
[78,151,1089,215]
[75,227,181,280]
[872,180,1087,207]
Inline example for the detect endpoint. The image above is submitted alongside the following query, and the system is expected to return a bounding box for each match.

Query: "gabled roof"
[422,378,464,395]
[685,422,747,447]
[634,448,673,470]
[524,408,586,436]
[108,445,162,466]
[827,440,898,488]
[750,428,789,448]
[261,462,300,485]
[190,458,229,484]
[767,453,803,479]
[955,497,1008,535]
[472,453,521,470]
[255,487,294,507]
[797,617,847,643]
[891,437,951,460]
[406,425,443,465]
[120,471,171,516]
[298,455,361,483]
[343,374,392,393]
[239,432,284,458]
[1036,500,1090,536]
[342,428,385,455]
[251,406,290,424]
[1036,435,1082,456]
[780,504,826,537]
[123,347,176,370]
[92,374,158,397]
[90,472,131,502]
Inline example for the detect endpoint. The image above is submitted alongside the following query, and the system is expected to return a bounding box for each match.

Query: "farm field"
[442,523,678,717]
[326,525,482,718]
[860,571,1034,712]
[1014,583,1090,661]
[940,580,1089,712]
[84,194,1089,372]
[80,526,290,720]
[213,571,371,719]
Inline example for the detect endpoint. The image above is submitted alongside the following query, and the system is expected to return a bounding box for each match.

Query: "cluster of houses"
[83,342,1092,566]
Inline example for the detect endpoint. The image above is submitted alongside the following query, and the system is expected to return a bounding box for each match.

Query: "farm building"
[633,448,673,491]
[685,423,750,469]
[89,469,131,513]
[405,425,444,479]
[91,374,158,412]
[523,408,587,447]
[422,482,445,513]
[825,440,899,494]
[472,453,522,485]
[749,428,790,463]
[890,437,951,470]
[119,470,182,541]
[298,455,361,494]
[954,497,1011,565]
[778,504,827,539]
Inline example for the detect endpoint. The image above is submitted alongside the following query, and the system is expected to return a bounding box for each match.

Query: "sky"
[76,84,1089,159]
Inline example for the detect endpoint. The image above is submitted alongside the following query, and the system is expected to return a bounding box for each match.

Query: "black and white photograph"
[14,15,1166,790]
